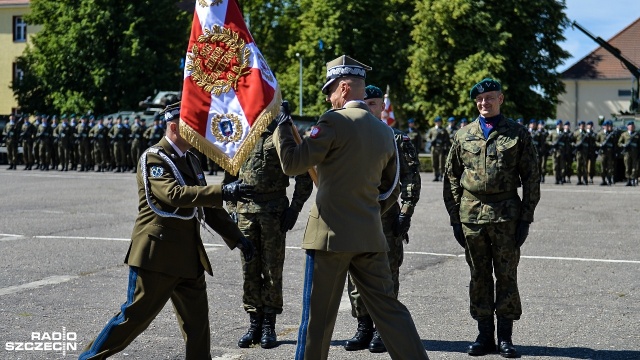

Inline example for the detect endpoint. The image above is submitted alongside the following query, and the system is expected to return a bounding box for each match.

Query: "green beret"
[364,85,383,100]
[470,78,502,100]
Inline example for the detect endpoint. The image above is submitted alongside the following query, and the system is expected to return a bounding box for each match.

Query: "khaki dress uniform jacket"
[274,101,428,360]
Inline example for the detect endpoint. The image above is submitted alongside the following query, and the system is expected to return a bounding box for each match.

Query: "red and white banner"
[383,92,395,127]
[180,0,281,175]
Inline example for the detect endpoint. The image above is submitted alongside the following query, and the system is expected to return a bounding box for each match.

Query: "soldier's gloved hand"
[222,180,255,202]
[452,223,465,248]
[230,211,238,224]
[393,213,412,237]
[280,207,299,232]
[276,101,292,126]
[236,236,255,262]
[515,221,531,248]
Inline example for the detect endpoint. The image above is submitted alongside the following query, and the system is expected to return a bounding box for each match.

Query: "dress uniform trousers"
[347,204,404,317]
[79,267,211,360]
[296,250,428,360]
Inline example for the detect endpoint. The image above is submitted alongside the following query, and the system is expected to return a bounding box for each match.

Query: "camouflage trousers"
[575,151,588,179]
[463,221,521,321]
[552,150,565,179]
[22,140,34,165]
[538,154,548,176]
[431,147,446,176]
[587,155,597,180]
[623,152,638,179]
[348,205,404,318]
[600,149,615,178]
[6,139,18,164]
[564,154,574,178]
[237,212,286,315]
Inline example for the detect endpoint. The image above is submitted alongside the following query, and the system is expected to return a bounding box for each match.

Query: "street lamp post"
[296,53,303,116]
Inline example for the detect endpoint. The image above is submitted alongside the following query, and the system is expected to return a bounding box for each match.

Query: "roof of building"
[562,17,640,80]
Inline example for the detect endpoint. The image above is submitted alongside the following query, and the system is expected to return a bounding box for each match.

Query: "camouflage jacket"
[546,129,567,154]
[224,121,313,214]
[595,129,617,151]
[426,126,450,149]
[36,123,53,145]
[131,123,147,143]
[531,128,548,156]
[20,121,36,143]
[382,128,421,219]
[75,123,91,145]
[443,115,540,225]
[617,130,640,155]
[89,124,110,147]
[572,129,590,154]
[2,122,19,143]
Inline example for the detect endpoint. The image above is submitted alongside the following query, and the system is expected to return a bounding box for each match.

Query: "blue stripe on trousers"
[79,266,139,360]
[294,250,315,360]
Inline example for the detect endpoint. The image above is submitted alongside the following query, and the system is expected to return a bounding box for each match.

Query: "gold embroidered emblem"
[210,113,243,143]
[197,0,223,7]
[187,25,251,96]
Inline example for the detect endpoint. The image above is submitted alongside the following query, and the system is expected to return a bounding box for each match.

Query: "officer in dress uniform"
[444,78,540,358]
[344,85,422,353]
[78,102,256,360]
[427,115,450,181]
[273,55,429,360]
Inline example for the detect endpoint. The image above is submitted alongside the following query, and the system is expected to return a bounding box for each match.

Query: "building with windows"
[557,17,640,123]
[0,0,39,114]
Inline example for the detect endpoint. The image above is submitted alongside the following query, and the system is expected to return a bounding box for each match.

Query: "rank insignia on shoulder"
[310,126,321,139]
[150,165,164,178]
[402,134,410,141]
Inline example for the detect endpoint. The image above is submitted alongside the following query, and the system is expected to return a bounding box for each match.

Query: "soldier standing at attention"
[406,118,423,154]
[89,116,110,172]
[274,55,429,360]
[109,115,128,172]
[596,120,617,185]
[573,120,589,185]
[446,116,458,141]
[547,120,566,185]
[617,121,639,186]
[36,115,53,171]
[344,85,422,353]
[78,103,256,360]
[20,115,36,170]
[54,115,73,171]
[443,78,540,358]
[3,114,19,170]
[562,121,573,183]
[534,120,549,183]
[145,116,165,148]
[427,116,450,181]
[223,116,313,350]
[585,121,597,184]
[130,115,147,173]
[76,115,92,172]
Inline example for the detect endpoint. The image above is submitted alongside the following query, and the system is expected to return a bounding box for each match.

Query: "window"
[13,62,24,84]
[13,16,27,42]
[618,89,632,97]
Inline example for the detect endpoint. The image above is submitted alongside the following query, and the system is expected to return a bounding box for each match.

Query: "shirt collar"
[165,136,186,158]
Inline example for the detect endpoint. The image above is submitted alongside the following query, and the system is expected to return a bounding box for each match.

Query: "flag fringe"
[179,89,282,176]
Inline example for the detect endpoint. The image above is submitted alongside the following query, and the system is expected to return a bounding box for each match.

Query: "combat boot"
[576,179,584,185]
[238,313,262,348]
[368,329,386,353]
[540,175,545,183]
[497,317,517,358]
[468,318,496,356]
[115,166,122,173]
[626,179,632,186]
[260,313,277,349]
[607,176,613,185]
[344,315,374,351]
[600,176,608,186]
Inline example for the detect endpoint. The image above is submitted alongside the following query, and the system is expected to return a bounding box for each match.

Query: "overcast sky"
[558,0,640,72]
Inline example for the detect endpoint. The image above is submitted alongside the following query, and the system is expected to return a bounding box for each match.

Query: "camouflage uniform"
[20,119,36,170]
[144,121,164,148]
[89,120,110,171]
[531,125,548,182]
[2,118,20,169]
[54,119,73,171]
[109,120,128,172]
[563,129,574,183]
[130,119,147,171]
[546,128,567,184]
[585,127,598,183]
[443,114,540,321]
[224,120,313,316]
[427,125,450,180]
[617,129,639,184]
[347,128,421,317]
[75,119,92,171]
[595,126,617,184]
[36,119,54,170]
[572,127,590,184]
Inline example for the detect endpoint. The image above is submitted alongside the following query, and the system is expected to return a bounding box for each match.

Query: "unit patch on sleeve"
[150,165,164,178]
[310,126,321,139]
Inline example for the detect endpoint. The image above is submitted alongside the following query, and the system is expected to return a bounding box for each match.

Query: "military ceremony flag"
[383,86,395,127]
[179,0,281,175]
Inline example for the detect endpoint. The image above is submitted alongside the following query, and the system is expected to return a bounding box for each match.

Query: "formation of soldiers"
[529,119,639,186]
[2,113,166,173]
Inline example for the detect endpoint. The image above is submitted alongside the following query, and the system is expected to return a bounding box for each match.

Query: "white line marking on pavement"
[212,354,243,359]
[23,235,640,264]
[0,234,23,241]
[0,275,79,296]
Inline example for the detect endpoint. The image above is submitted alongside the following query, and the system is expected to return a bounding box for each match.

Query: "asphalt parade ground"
[1,169,639,360]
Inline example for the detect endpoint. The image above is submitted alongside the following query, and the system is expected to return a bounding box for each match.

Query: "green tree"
[406,0,570,128]
[11,0,191,115]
